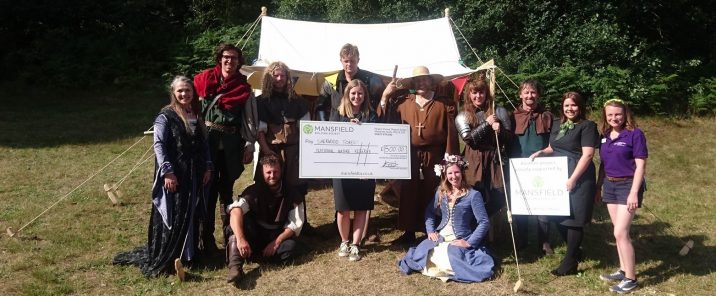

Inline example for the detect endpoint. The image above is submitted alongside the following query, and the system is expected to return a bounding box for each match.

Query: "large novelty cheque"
[299,121,411,179]
[509,157,570,216]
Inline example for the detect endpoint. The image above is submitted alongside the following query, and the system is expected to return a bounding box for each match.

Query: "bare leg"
[352,211,368,245]
[608,203,636,279]
[337,211,351,242]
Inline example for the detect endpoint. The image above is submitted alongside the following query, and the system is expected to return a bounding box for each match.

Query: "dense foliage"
[3,0,714,114]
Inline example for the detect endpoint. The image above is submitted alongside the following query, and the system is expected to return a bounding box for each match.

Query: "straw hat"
[396,66,445,89]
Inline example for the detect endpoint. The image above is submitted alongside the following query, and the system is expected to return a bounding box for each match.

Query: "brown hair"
[339,43,360,60]
[259,154,282,170]
[261,61,299,101]
[600,99,638,135]
[214,43,244,66]
[462,79,494,126]
[517,79,543,97]
[337,80,372,119]
[435,163,469,212]
[560,91,587,123]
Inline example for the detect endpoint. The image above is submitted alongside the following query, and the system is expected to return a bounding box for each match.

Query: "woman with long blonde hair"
[331,80,377,261]
[114,76,212,277]
[398,155,494,283]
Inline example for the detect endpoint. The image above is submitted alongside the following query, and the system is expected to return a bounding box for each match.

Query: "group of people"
[114,42,648,294]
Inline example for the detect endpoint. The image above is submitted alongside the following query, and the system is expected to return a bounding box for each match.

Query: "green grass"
[1,90,714,295]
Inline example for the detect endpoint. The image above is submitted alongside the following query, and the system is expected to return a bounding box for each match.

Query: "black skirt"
[333,178,376,211]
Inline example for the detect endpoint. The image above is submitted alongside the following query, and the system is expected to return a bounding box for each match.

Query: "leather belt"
[206,121,237,134]
[607,176,633,182]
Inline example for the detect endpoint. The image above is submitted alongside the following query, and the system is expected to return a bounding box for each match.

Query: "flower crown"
[433,155,469,177]
[603,98,626,107]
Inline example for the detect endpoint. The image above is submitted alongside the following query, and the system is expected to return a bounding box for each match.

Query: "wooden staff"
[491,68,524,292]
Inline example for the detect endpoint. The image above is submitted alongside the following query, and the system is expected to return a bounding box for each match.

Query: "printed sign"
[509,157,570,216]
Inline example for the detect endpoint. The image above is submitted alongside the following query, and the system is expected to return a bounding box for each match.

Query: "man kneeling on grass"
[224,155,305,283]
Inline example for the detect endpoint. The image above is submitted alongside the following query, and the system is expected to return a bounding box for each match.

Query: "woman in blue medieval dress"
[398,155,494,283]
[114,76,212,277]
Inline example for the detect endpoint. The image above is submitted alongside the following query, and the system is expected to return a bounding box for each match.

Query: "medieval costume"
[379,88,459,233]
[398,189,494,282]
[255,91,309,201]
[225,180,305,267]
[113,107,211,277]
[455,105,512,216]
[509,104,554,250]
[193,65,257,250]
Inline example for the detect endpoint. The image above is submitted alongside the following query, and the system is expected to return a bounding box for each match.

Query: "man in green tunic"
[194,43,258,253]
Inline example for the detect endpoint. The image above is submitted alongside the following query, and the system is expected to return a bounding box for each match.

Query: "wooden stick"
[104,183,119,205]
[491,67,523,292]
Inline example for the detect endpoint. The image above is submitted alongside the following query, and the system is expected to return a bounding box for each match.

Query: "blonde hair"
[600,98,638,135]
[462,79,494,126]
[434,163,469,212]
[337,80,372,119]
[261,61,299,101]
[168,75,203,135]
[339,43,359,60]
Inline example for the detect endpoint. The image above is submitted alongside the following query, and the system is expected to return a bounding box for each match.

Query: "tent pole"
[261,6,267,16]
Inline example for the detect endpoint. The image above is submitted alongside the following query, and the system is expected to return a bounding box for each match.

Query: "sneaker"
[600,270,626,282]
[348,244,361,262]
[337,241,350,257]
[610,279,638,294]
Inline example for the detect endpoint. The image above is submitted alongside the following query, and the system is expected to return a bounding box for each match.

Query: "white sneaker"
[610,279,638,294]
[337,241,350,257]
[348,244,361,262]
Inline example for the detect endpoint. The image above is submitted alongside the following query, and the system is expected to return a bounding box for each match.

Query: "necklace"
[413,95,435,137]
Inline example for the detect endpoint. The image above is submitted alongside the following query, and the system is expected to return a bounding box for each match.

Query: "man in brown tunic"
[378,66,459,245]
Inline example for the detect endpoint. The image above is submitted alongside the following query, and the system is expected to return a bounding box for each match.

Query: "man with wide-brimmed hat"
[378,65,459,245]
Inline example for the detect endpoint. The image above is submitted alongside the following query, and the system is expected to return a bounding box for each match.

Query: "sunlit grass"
[1,90,714,295]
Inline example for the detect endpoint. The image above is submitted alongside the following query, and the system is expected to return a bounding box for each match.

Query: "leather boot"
[226,235,244,283]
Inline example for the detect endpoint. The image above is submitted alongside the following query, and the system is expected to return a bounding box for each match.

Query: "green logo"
[303,124,313,134]
[532,176,544,188]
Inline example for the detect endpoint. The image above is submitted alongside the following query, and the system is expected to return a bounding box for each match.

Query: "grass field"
[1,89,714,295]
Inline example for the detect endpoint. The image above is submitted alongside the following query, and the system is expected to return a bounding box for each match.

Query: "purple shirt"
[599,128,648,177]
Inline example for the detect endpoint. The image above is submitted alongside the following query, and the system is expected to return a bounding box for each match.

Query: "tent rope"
[494,79,519,111]
[449,16,523,111]
[448,17,484,65]
[497,67,519,89]
[236,14,263,50]
[9,127,152,237]
[115,145,155,188]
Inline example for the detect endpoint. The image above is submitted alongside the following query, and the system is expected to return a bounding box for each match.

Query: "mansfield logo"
[532,176,544,188]
[303,124,314,134]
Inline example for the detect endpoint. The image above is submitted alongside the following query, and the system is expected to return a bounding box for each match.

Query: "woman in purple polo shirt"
[596,99,647,294]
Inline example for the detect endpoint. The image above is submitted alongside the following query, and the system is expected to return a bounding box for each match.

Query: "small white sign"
[509,157,570,216]
[299,121,411,179]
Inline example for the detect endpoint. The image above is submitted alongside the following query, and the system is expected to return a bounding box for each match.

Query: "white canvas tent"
[243,15,491,95]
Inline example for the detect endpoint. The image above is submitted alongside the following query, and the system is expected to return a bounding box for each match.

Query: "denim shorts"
[602,178,644,207]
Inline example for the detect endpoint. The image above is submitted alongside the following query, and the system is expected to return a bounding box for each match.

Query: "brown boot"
[226,235,244,283]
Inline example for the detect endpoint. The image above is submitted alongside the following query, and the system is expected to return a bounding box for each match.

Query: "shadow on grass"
[578,206,715,286]
[485,203,716,287]
[0,88,165,148]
